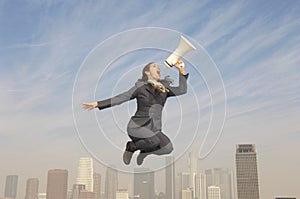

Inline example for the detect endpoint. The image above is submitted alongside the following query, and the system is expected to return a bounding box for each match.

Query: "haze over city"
[1,0,300,198]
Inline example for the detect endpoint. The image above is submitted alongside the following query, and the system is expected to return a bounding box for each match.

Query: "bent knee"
[147,136,161,148]
[163,143,173,154]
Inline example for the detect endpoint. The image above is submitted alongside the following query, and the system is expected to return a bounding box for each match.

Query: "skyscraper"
[134,168,154,199]
[4,175,18,199]
[235,144,260,199]
[25,178,39,199]
[205,168,234,199]
[93,172,101,199]
[76,157,94,192]
[188,152,197,199]
[79,190,96,199]
[275,197,296,199]
[176,172,191,199]
[195,173,206,199]
[207,186,221,199]
[181,189,192,199]
[46,169,68,199]
[175,172,191,199]
[38,193,46,199]
[71,184,86,199]
[105,166,118,199]
[116,189,129,199]
[165,156,176,199]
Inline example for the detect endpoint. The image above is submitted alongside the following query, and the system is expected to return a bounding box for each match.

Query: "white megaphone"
[164,35,196,68]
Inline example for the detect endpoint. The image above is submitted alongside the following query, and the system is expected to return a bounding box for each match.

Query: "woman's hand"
[174,60,185,75]
[82,102,98,111]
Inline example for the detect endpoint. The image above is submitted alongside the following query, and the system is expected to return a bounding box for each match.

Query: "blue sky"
[1,0,300,198]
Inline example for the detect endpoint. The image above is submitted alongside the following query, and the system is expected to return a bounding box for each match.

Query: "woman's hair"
[140,62,154,81]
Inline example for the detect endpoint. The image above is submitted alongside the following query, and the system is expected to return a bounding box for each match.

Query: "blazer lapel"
[145,84,157,96]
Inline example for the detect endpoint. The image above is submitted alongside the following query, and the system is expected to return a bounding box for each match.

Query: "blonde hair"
[140,62,154,81]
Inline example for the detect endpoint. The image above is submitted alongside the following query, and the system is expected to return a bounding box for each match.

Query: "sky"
[1,0,300,198]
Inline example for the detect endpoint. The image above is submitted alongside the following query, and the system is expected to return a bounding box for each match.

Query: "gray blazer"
[98,73,189,133]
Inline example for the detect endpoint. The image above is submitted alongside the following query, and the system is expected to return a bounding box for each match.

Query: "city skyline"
[0,149,298,199]
[1,1,300,198]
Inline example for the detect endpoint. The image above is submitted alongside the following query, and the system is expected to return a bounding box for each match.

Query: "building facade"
[235,144,260,199]
[134,168,154,199]
[71,184,86,199]
[105,166,118,199]
[181,189,192,199]
[116,189,129,199]
[46,169,68,199]
[79,190,95,199]
[207,186,221,199]
[195,173,206,199]
[93,172,101,199]
[4,175,18,199]
[275,198,296,199]
[165,156,176,199]
[25,178,39,199]
[205,168,235,199]
[76,157,94,192]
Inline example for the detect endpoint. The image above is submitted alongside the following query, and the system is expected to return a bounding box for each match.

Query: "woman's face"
[146,63,161,81]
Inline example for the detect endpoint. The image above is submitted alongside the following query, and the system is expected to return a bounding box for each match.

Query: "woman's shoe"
[123,142,136,165]
[123,151,133,165]
[137,152,148,165]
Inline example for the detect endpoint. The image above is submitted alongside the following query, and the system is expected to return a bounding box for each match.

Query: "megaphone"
[164,35,196,68]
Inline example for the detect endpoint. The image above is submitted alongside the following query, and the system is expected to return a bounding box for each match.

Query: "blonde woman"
[83,60,188,165]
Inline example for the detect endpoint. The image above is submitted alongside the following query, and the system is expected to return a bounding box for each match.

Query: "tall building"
[207,186,221,199]
[38,193,46,199]
[165,156,176,199]
[176,172,191,199]
[46,169,68,199]
[275,198,296,199]
[4,175,18,199]
[195,173,206,199]
[181,189,192,199]
[116,189,129,199]
[235,144,260,199]
[93,172,101,199]
[105,166,118,199]
[25,178,39,199]
[76,157,94,192]
[79,190,95,199]
[71,184,86,199]
[188,152,197,198]
[134,168,154,199]
[175,175,181,199]
[205,168,234,199]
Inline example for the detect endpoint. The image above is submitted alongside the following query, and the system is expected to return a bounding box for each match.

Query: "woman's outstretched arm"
[83,83,140,111]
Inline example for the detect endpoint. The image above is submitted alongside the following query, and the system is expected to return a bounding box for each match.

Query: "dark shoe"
[123,142,136,165]
[137,152,148,165]
[123,151,133,165]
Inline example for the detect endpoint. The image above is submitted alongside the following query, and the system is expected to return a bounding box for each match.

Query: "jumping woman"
[83,60,188,165]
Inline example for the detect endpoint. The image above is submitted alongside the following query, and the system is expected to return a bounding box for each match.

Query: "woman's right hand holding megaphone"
[174,60,185,75]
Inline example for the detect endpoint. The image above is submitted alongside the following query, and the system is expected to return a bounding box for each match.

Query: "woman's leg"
[136,131,173,165]
[128,126,161,153]
[151,131,173,155]
[123,124,161,165]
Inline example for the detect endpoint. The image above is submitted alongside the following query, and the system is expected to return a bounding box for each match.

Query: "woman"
[83,60,188,165]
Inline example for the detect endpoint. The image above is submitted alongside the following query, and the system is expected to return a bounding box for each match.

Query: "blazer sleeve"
[97,85,139,110]
[166,73,189,97]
